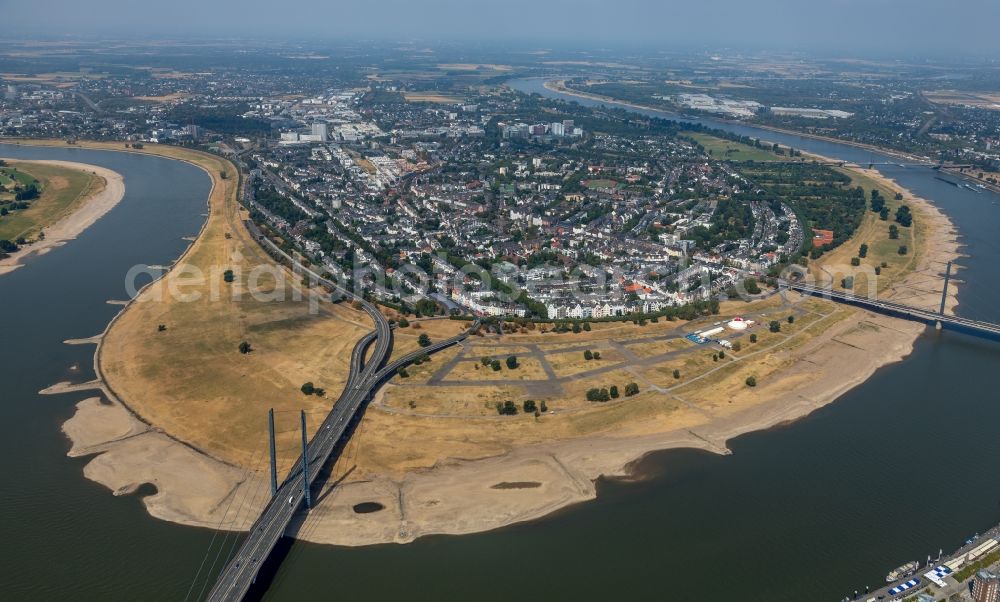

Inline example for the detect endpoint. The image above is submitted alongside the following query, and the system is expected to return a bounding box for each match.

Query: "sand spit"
[64,335,102,345]
[61,391,269,530]
[0,161,125,276]
[41,380,103,395]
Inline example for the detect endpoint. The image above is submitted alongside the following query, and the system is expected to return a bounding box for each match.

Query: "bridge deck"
[787,282,1000,339]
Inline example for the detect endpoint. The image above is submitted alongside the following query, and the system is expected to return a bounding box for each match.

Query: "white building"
[311,122,329,140]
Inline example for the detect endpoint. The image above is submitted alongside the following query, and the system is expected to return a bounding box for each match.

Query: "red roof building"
[812,228,834,248]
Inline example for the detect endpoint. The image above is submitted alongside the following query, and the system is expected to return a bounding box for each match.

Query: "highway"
[204,224,478,602]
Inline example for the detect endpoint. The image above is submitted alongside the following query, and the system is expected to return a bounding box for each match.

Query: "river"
[0,88,998,601]
[0,144,217,600]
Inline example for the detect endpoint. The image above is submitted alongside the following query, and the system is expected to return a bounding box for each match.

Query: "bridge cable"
[193,447,267,602]
[221,457,274,573]
[184,446,265,602]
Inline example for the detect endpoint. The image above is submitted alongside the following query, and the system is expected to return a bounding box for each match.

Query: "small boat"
[886,560,920,583]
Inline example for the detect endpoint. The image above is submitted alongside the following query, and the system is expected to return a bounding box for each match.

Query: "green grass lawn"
[687,132,791,163]
[0,162,101,242]
[0,167,36,193]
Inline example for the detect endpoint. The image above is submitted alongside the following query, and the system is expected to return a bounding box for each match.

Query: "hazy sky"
[8,0,1000,57]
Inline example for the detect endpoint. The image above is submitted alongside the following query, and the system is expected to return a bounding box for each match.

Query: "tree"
[745,376,757,387]
[398,318,410,328]
[787,315,795,324]
[481,356,492,366]
[859,244,868,258]
[898,245,908,255]
[301,382,315,395]
[592,351,601,360]
[749,333,757,343]
[572,322,582,334]
[895,205,912,227]
[397,367,409,378]
[223,269,235,283]
[239,341,252,354]
[732,341,741,352]
[869,190,885,213]
[583,322,592,331]
[491,360,502,371]
[609,385,620,399]
[586,388,610,402]
[769,321,781,333]
[539,400,548,413]
[879,207,889,221]
[889,225,899,239]
[718,350,726,359]
[743,278,761,295]
[583,350,594,361]
[157,324,167,332]
[506,355,518,370]
[624,382,640,396]
[417,333,431,347]
[673,369,681,379]
[523,399,537,413]
[496,400,518,415]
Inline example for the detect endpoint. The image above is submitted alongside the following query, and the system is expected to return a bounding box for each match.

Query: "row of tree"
[586,382,640,402]
[496,399,549,416]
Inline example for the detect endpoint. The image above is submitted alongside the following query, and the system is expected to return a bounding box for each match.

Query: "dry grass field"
[924,90,1000,110]
[545,347,626,378]
[91,143,372,471]
[402,92,464,104]
[350,294,874,480]
[390,318,469,359]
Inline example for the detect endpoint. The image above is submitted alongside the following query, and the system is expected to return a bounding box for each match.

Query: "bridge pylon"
[300,410,311,509]
[268,408,277,497]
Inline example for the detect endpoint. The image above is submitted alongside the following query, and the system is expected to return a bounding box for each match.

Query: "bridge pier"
[268,408,277,497]
[300,410,311,509]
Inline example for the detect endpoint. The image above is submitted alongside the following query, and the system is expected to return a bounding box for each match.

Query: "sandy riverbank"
[54,140,961,547]
[0,160,124,276]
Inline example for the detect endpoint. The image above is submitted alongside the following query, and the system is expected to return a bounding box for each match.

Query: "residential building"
[973,569,1000,602]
